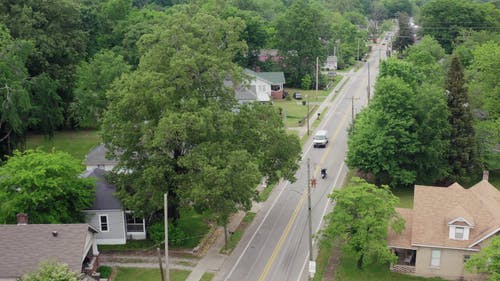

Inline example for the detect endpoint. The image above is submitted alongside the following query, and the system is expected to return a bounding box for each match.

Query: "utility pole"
[367,61,371,103]
[164,193,170,281]
[307,158,314,280]
[307,94,310,136]
[315,57,319,101]
[357,38,360,61]
[157,248,165,281]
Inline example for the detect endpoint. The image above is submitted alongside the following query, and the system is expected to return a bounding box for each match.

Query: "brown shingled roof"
[411,181,500,249]
[388,208,414,249]
[0,224,96,278]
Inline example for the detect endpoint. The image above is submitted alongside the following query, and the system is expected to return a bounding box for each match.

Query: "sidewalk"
[183,73,351,281]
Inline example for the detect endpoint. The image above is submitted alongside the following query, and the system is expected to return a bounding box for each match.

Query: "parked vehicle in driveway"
[293,92,302,100]
[313,130,328,148]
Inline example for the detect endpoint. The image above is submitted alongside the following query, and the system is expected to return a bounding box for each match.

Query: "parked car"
[293,92,302,99]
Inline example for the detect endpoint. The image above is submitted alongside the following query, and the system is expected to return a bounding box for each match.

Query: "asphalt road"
[217,42,387,281]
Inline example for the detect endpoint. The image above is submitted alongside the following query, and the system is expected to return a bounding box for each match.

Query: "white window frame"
[430,249,441,268]
[455,227,465,240]
[99,214,109,232]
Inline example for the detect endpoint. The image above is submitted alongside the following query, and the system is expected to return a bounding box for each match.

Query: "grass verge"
[220,212,256,255]
[25,130,100,161]
[200,272,215,281]
[259,181,277,202]
[114,268,190,281]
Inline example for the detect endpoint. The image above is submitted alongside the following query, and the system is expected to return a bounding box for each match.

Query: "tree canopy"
[465,235,500,280]
[0,150,94,224]
[324,177,405,269]
[102,5,300,222]
[19,261,83,281]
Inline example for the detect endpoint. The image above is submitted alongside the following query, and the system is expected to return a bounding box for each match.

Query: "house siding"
[83,210,126,245]
[415,247,484,280]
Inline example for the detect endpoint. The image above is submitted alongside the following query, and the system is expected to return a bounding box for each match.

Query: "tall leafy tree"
[420,0,499,53]
[71,50,130,128]
[102,5,300,223]
[29,74,64,137]
[0,150,95,224]
[466,43,500,170]
[446,56,480,184]
[392,12,414,53]
[273,0,330,86]
[0,24,32,158]
[324,178,405,269]
[0,0,89,130]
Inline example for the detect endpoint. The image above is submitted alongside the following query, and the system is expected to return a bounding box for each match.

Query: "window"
[99,215,109,232]
[463,255,470,263]
[455,227,464,239]
[431,249,441,267]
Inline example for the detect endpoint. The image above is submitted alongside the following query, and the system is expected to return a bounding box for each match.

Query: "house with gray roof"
[0,214,99,280]
[85,144,119,172]
[82,168,146,245]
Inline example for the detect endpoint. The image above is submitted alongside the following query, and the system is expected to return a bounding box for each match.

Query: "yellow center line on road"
[257,106,350,281]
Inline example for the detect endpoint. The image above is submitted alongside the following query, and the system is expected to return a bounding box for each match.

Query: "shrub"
[97,266,112,279]
[148,221,188,247]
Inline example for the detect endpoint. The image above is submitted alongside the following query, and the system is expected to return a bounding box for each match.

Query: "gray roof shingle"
[85,168,123,210]
[0,224,95,278]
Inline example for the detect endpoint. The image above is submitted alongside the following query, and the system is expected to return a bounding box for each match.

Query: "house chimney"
[17,213,28,225]
[52,231,58,237]
[482,170,489,181]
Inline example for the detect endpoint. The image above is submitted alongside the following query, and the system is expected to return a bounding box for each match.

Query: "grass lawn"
[200,272,215,281]
[392,188,414,208]
[99,239,157,252]
[176,208,211,248]
[25,130,101,161]
[114,268,190,281]
[274,99,312,127]
[334,250,446,281]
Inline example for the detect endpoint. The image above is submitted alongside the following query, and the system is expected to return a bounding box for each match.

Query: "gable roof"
[410,180,500,250]
[0,224,96,278]
[244,69,286,85]
[85,144,118,166]
[84,168,123,210]
[388,208,414,249]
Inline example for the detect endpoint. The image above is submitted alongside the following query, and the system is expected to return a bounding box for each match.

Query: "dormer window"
[455,227,464,239]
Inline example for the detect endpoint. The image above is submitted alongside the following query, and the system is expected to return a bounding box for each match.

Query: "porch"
[390,248,416,274]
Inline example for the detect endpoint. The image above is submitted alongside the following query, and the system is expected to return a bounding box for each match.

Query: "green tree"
[420,0,499,53]
[324,178,405,269]
[466,42,500,170]
[392,12,414,53]
[0,150,94,224]
[465,235,500,280]
[382,0,413,17]
[71,50,130,128]
[180,147,261,250]
[29,73,64,137]
[0,24,32,158]
[0,0,88,105]
[446,56,481,184]
[102,5,300,222]
[19,261,83,281]
[347,76,419,187]
[405,36,445,85]
[274,0,329,86]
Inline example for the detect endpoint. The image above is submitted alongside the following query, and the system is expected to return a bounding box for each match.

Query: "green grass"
[274,99,311,127]
[334,250,446,281]
[392,188,414,209]
[259,181,277,202]
[200,272,215,281]
[114,268,190,281]
[26,130,101,161]
[99,239,157,252]
[220,212,256,255]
